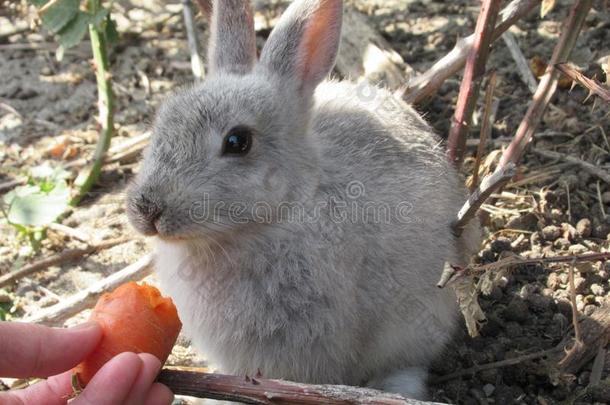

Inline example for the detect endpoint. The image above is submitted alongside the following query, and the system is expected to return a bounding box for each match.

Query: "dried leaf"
[540,0,556,18]
[453,276,486,337]
[478,268,507,295]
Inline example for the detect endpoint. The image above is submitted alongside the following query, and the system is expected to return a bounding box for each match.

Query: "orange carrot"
[73,282,182,385]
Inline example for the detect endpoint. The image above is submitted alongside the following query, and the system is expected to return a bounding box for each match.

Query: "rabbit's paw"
[367,367,428,400]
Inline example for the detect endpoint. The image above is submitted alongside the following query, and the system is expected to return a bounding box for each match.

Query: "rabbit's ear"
[259,0,343,95]
[208,0,257,75]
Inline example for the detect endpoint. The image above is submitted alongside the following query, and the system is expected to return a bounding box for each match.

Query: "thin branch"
[453,0,593,233]
[471,71,498,192]
[432,348,557,384]
[498,0,593,169]
[438,251,610,288]
[453,163,517,235]
[0,238,129,288]
[157,370,445,405]
[447,0,502,167]
[71,0,116,206]
[502,31,538,93]
[401,0,541,104]
[24,254,153,326]
[47,223,91,243]
[532,148,610,184]
[555,63,610,102]
[552,302,610,374]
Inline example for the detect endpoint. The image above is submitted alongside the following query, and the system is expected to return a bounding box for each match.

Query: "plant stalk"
[71,0,115,205]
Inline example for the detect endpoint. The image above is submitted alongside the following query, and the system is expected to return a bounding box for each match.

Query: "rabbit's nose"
[130,194,164,235]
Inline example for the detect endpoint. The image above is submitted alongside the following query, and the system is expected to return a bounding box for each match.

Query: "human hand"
[0,321,174,405]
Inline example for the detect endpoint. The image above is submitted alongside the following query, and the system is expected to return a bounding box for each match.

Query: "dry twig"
[447,0,502,167]
[551,302,610,374]
[0,238,129,288]
[453,163,517,235]
[25,254,153,326]
[401,0,541,104]
[471,71,498,192]
[502,31,538,93]
[498,0,593,169]
[558,263,585,369]
[555,63,610,102]
[532,148,610,184]
[432,348,557,384]
[438,252,610,287]
[454,0,593,233]
[157,370,445,405]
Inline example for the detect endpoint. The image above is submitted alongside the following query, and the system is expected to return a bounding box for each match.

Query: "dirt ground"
[1,0,609,404]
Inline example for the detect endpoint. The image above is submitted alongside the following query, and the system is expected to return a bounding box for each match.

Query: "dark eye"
[222,126,253,156]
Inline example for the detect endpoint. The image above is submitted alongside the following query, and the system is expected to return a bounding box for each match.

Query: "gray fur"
[208,0,257,75]
[127,0,480,400]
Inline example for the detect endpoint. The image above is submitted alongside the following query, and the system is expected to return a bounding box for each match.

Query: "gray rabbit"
[127,0,480,399]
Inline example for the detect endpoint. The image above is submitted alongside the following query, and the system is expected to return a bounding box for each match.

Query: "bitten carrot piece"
[73,282,182,385]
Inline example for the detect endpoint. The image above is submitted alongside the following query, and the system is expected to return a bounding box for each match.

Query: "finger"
[144,383,174,405]
[0,371,73,405]
[0,321,102,378]
[72,352,142,405]
[121,353,162,404]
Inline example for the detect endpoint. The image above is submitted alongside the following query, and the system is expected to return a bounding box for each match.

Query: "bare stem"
[157,370,444,405]
[453,0,593,233]
[498,0,593,169]
[447,0,502,167]
[555,63,610,102]
[402,0,541,104]
[71,0,115,206]
[0,238,129,288]
[471,71,498,192]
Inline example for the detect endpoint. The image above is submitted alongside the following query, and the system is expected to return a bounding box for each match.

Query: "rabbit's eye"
[222,126,253,156]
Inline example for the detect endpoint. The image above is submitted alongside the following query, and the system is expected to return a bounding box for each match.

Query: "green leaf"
[6,182,70,227]
[38,0,80,34]
[105,15,118,44]
[57,11,90,49]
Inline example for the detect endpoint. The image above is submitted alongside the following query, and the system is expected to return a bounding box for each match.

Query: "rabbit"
[126,0,480,400]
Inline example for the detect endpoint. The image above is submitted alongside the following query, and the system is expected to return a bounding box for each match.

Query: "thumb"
[0,321,102,378]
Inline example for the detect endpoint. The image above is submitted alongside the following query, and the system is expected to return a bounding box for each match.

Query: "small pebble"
[568,244,588,255]
[584,304,597,316]
[590,283,604,296]
[541,225,561,241]
[553,238,571,250]
[574,275,587,294]
[602,191,610,204]
[483,384,495,397]
[584,295,596,305]
[547,273,560,289]
[519,284,536,300]
[576,218,592,237]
